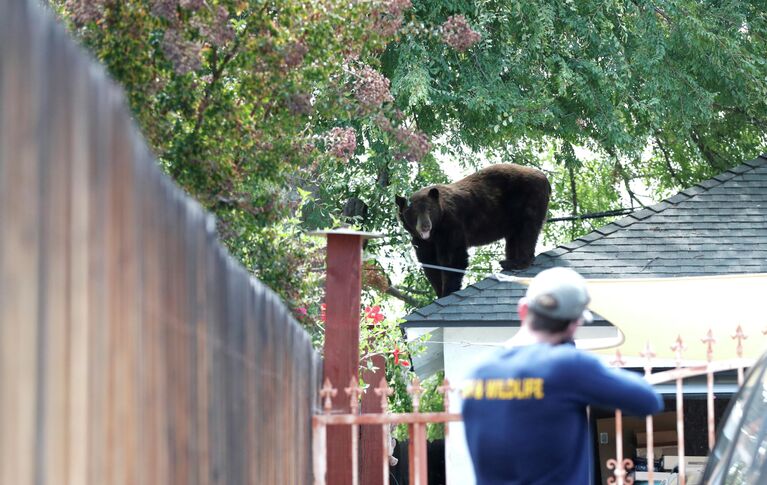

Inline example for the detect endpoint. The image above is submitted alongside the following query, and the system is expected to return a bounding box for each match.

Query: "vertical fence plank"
[0,1,43,483]
[84,63,113,485]
[39,20,76,485]
[107,87,143,485]
[67,42,93,485]
[197,218,215,485]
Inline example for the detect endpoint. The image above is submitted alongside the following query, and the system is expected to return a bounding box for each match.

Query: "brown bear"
[396,164,550,298]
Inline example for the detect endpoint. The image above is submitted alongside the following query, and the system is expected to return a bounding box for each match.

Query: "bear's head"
[395,187,442,241]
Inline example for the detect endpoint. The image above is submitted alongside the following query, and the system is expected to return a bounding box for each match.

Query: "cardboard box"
[659,446,679,457]
[633,471,675,484]
[636,446,679,460]
[662,455,707,470]
[636,446,661,458]
[638,430,678,446]
[636,445,678,458]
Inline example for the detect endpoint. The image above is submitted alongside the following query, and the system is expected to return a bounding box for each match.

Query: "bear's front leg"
[413,239,443,297]
[437,244,469,297]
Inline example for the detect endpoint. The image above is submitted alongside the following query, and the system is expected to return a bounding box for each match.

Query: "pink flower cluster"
[326,127,357,160]
[151,0,177,21]
[287,92,312,116]
[374,114,431,163]
[205,6,235,47]
[297,303,326,323]
[372,0,412,37]
[179,0,203,10]
[66,0,106,26]
[441,15,481,52]
[394,127,431,162]
[283,41,308,69]
[353,66,394,110]
[162,29,202,75]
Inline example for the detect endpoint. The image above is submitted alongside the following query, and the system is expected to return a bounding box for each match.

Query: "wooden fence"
[0,1,321,484]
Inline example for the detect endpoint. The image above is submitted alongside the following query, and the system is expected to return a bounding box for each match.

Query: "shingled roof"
[403,154,767,328]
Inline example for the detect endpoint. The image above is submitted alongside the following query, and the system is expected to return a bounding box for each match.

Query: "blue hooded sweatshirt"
[462,343,663,485]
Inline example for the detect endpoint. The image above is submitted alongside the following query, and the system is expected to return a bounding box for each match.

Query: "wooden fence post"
[314,229,380,485]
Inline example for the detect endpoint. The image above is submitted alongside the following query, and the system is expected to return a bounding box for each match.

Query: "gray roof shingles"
[403,155,767,328]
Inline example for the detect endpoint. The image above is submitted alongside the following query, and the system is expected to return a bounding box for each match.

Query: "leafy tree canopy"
[54,0,767,316]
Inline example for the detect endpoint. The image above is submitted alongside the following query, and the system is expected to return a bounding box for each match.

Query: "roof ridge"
[538,156,767,260]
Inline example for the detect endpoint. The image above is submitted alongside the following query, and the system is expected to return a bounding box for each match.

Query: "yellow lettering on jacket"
[462,378,544,400]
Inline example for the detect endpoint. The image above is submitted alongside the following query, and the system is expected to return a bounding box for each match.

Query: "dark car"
[701,350,767,483]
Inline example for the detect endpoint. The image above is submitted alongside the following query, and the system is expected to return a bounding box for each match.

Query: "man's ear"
[395,195,407,212]
[518,298,529,322]
[564,319,580,341]
[428,187,439,200]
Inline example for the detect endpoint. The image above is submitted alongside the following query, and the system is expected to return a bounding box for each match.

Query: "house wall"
[443,325,620,484]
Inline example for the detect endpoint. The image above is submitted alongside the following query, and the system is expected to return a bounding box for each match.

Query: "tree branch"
[628,0,672,25]
[653,134,681,186]
[690,129,727,171]
[613,157,646,208]
[385,286,422,307]
[193,39,241,135]
[567,163,578,239]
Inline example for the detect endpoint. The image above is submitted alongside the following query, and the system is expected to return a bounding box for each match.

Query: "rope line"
[418,262,524,283]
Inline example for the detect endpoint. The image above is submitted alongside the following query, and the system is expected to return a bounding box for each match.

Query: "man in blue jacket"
[462,267,663,484]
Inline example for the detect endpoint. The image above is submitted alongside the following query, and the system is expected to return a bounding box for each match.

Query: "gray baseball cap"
[525,267,592,321]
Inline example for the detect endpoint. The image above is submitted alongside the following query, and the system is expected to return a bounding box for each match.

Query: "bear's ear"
[395,195,407,211]
[428,187,440,200]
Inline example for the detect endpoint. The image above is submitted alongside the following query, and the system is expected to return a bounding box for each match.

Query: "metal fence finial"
[407,376,424,413]
[437,379,453,412]
[671,335,686,366]
[610,350,626,367]
[320,378,338,413]
[731,325,747,358]
[373,378,393,412]
[345,377,363,414]
[640,341,656,375]
[702,329,716,363]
